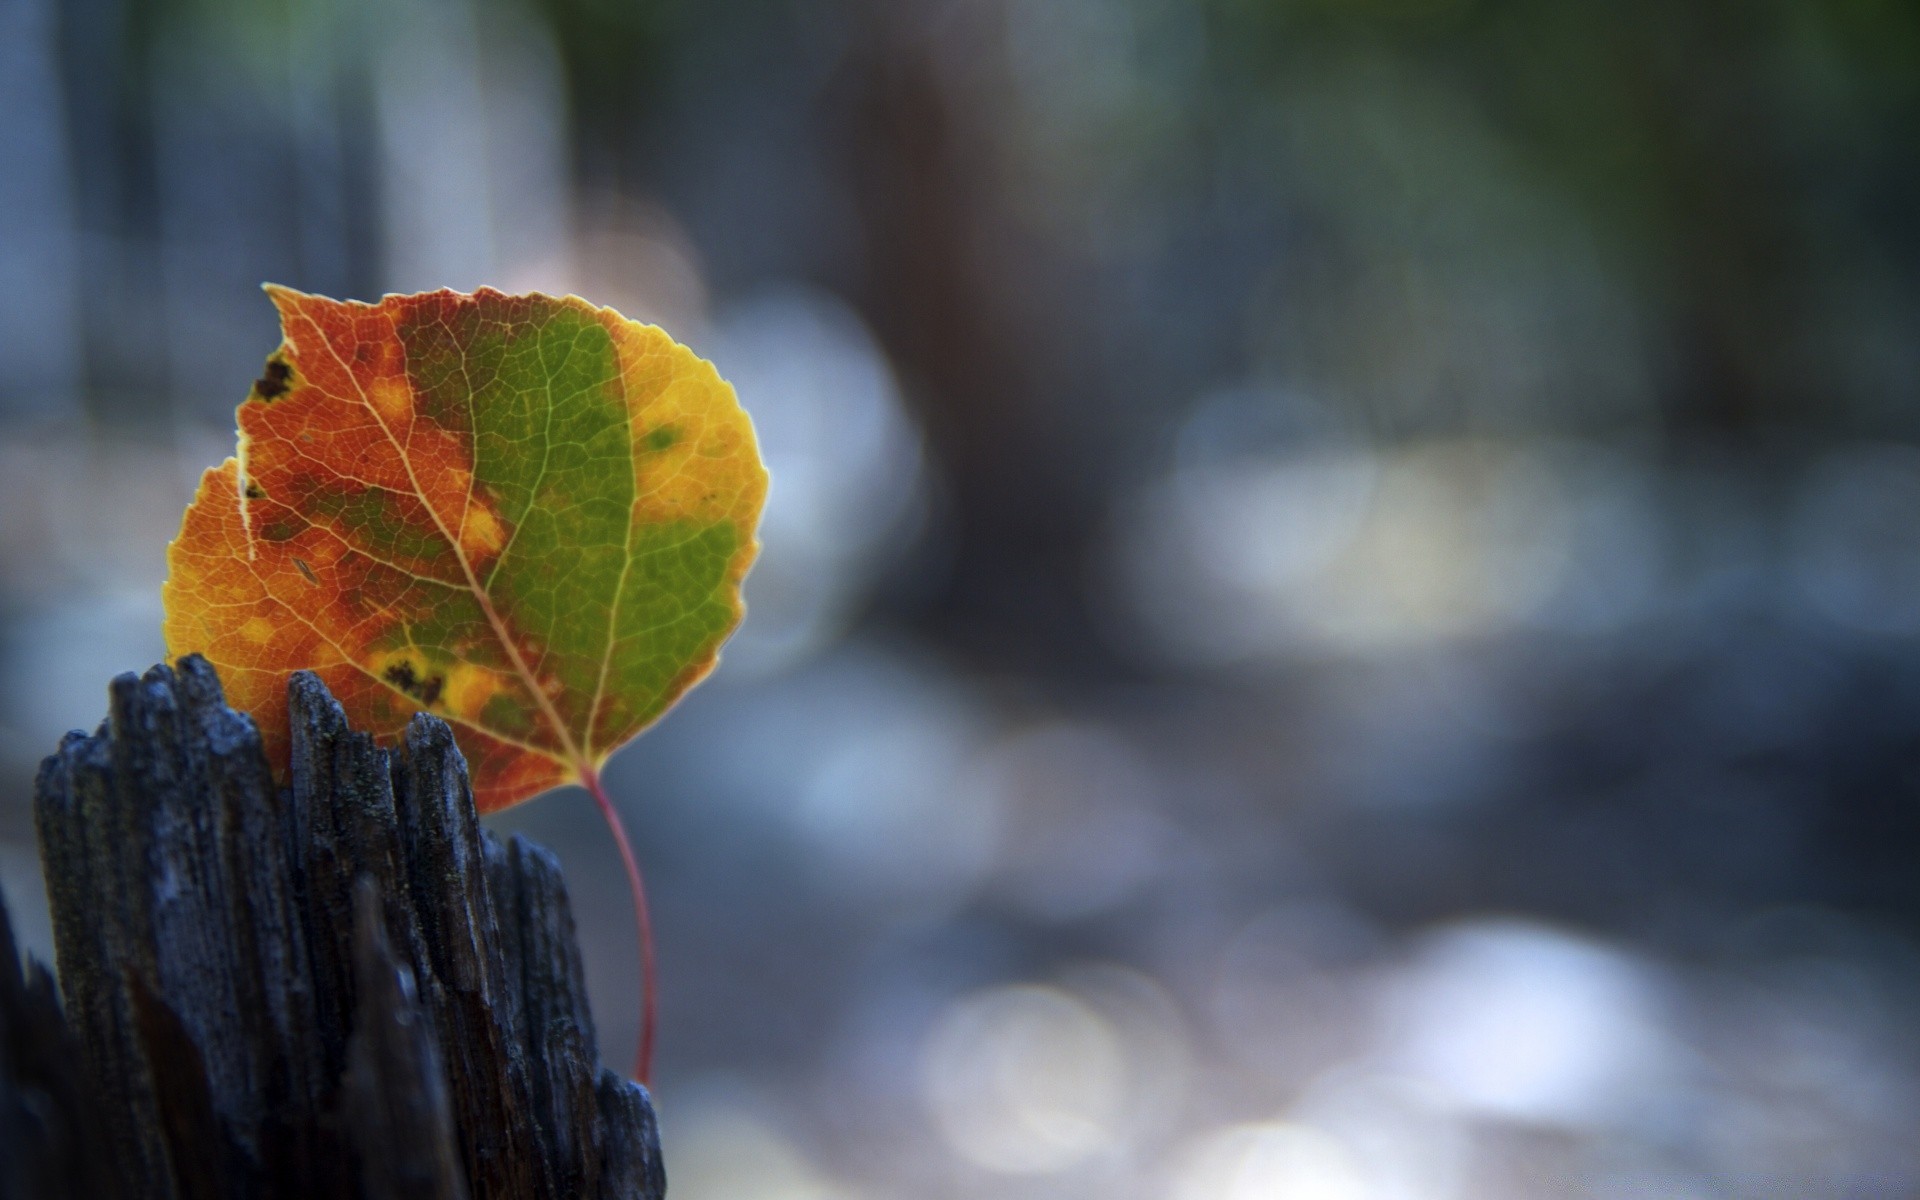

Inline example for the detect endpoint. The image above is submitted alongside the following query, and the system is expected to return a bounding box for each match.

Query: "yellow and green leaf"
[164,286,767,812]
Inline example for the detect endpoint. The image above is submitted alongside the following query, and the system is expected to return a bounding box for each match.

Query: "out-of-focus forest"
[4,1,1920,1195]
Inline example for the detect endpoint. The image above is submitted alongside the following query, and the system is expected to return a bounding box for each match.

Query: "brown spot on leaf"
[252,356,292,402]
[382,660,445,708]
[384,661,417,693]
[244,483,265,500]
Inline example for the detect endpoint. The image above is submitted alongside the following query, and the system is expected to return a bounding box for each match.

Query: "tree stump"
[0,655,665,1199]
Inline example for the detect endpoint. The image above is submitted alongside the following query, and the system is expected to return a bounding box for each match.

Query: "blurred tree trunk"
[836,2,1113,673]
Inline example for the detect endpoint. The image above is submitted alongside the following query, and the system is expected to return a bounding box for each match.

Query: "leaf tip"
[260,282,322,329]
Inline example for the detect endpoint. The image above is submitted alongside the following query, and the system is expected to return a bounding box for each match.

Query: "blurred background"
[4,0,1920,1195]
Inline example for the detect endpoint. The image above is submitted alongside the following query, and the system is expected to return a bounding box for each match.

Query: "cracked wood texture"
[164,286,766,812]
[9,655,665,1200]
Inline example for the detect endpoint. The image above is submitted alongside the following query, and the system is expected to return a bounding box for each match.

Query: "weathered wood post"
[0,655,665,1199]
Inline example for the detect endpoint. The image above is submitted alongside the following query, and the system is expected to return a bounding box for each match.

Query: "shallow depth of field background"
[4,1,1920,1196]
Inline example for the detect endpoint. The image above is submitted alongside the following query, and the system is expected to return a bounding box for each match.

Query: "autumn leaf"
[163,286,766,814]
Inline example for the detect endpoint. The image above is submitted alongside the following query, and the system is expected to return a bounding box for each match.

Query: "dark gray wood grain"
[4,656,664,1200]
